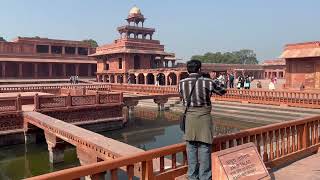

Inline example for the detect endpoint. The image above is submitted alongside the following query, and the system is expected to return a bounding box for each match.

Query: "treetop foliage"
[82,39,99,48]
[191,49,258,64]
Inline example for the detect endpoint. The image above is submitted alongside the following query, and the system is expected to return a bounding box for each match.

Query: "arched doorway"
[129,74,136,84]
[157,73,166,86]
[167,73,178,85]
[146,73,155,85]
[137,73,145,84]
[179,72,189,81]
[134,55,141,69]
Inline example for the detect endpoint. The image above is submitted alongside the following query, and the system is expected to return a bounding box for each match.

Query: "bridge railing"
[213,89,320,108]
[213,115,320,167]
[26,115,320,180]
[0,95,21,114]
[34,92,123,111]
[108,84,178,95]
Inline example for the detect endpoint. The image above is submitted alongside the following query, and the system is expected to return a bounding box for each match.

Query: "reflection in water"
[0,107,254,180]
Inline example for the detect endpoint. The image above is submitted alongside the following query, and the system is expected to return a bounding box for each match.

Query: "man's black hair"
[187,59,201,73]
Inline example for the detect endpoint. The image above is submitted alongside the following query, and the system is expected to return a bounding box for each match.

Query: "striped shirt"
[178,73,226,107]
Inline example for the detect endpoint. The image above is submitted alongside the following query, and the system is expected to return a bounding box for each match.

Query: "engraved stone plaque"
[212,143,270,180]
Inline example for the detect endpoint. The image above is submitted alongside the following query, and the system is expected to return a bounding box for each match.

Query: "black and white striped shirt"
[178,73,226,107]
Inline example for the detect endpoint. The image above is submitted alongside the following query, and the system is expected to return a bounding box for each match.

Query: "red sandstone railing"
[213,89,320,108]
[34,93,123,111]
[108,84,178,95]
[2,83,320,108]
[0,95,21,114]
[26,115,320,180]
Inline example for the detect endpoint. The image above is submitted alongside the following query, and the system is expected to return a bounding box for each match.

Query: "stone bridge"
[25,115,320,180]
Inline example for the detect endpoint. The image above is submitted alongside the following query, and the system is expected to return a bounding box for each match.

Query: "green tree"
[191,49,258,64]
[82,39,99,48]
[0,37,6,41]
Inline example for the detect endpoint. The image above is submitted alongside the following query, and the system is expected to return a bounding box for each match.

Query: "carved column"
[34,63,38,78]
[154,98,168,111]
[45,131,66,164]
[48,45,52,54]
[48,63,53,78]
[77,147,105,180]
[88,64,92,77]
[75,64,80,76]
[18,63,23,78]
[62,64,67,77]
[62,47,65,55]
[75,47,79,55]
[1,62,6,78]
[124,74,128,84]
[124,100,139,122]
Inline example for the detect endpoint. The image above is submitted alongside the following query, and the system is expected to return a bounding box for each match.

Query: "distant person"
[217,74,226,87]
[257,81,262,88]
[179,60,226,180]
[156,74,162,86]
[229,73,235,88]
[269,79,275,90]
[244,76,251,89]
[69,76,73,84]
[237,75,245,89]
[75,75,79,84]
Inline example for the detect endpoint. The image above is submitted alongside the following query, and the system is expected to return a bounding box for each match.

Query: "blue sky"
[1,0,320,62]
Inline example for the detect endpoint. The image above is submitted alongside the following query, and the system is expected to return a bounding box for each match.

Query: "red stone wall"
[285,57,320,89]
[97,54,153,74]
[43,106,123,123]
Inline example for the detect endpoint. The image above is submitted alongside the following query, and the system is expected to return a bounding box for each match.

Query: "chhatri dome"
[127,6,145,25]
[129,6,142,15]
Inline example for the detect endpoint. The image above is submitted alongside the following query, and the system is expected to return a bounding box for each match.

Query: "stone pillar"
[88,64,92,77]
[19,63,23,78]
[62,47,65,55]
[75,47,78,55]
[45,131,66,164]
[124,100,138,123]
[75,64,79,76]
[48,45,52,54]
[87,48,90,55]
[154,98,168,111]
[172,60,176,67]
[124,74,128,83]
[33,63,38,78]
[165,60,168,68]
[48,63,53,78]
[97,75,101,82]
[62,64,67,77]
[144,74,147,84]
[24,131,37,144]
[1,62,6,78]
[77,147,105,180]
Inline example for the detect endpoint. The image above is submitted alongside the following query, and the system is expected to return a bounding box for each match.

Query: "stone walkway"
[271,153,320,180]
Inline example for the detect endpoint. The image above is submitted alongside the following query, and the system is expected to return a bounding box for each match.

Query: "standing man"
[179,60,226,180]
[229,72,235,88]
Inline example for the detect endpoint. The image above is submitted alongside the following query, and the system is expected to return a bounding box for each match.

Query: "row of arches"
[98,72,189,86]
[120,32,153,40]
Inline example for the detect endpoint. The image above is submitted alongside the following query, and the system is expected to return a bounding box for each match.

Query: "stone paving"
[271,153,320,180]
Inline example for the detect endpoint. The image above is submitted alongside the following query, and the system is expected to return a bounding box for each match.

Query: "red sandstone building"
[0,37,97,79]
[91,7,180,85]
[262,59,286,79]
[281,41,320,89]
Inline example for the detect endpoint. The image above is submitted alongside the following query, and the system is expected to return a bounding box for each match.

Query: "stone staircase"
[138,98,320,126]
